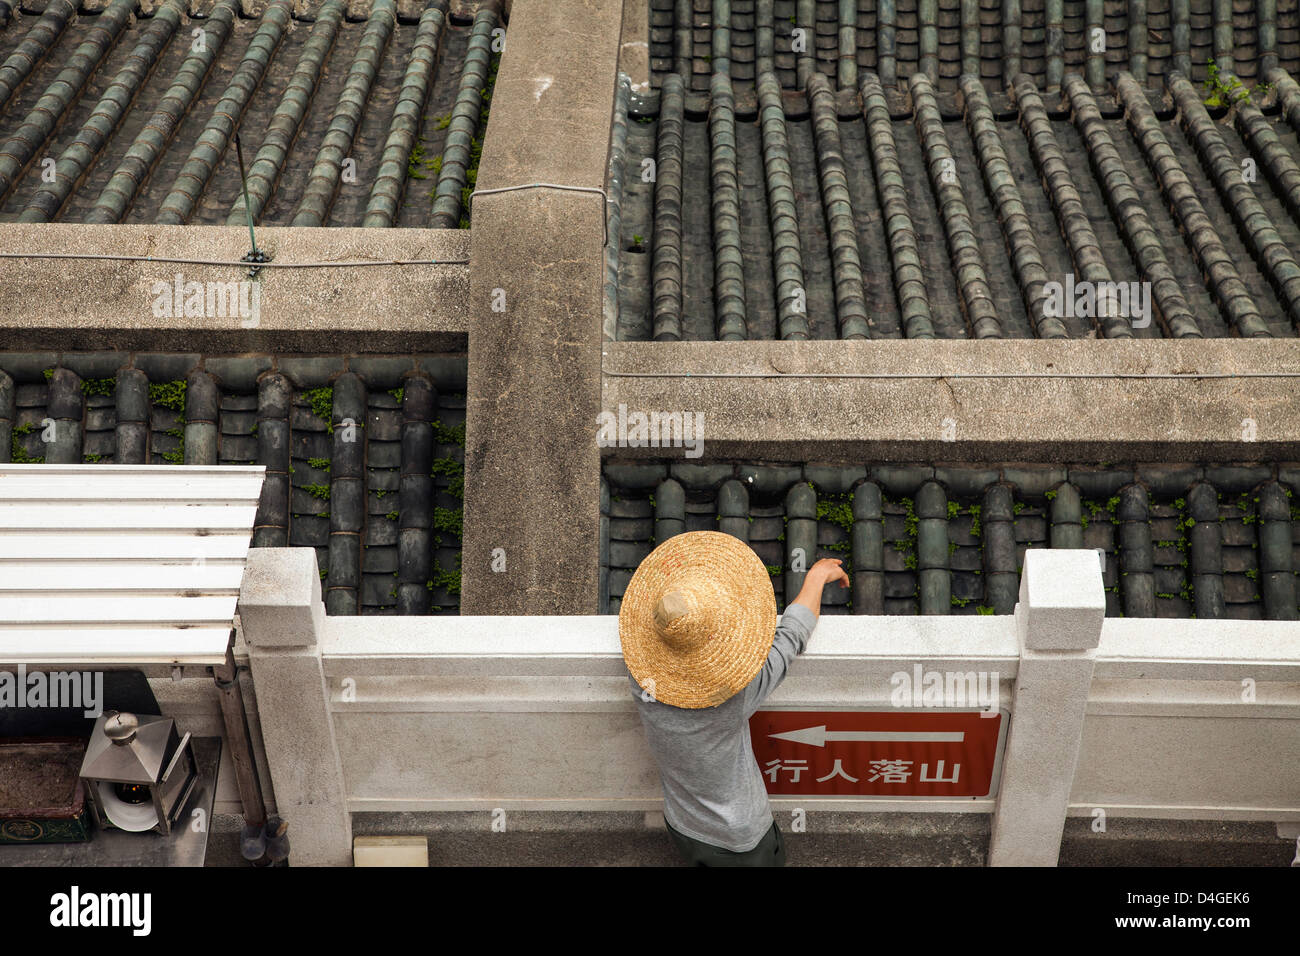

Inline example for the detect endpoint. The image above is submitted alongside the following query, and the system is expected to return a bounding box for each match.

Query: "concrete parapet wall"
[603,339,1300,461]
[0,224,469,352]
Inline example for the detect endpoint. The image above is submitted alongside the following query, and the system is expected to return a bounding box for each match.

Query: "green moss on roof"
[302,387,333,422]
[433,506,462,538]
[10,422,42,463]
[149,380,187,413]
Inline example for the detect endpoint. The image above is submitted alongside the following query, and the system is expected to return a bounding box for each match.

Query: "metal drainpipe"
[213,640,290,865]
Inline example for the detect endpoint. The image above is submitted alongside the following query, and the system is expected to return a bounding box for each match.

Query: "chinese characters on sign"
[749,710,1005,797]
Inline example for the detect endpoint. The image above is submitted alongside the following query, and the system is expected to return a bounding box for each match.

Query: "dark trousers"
[665,818,786,867]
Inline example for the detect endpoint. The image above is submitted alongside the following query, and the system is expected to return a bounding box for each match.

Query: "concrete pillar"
[238,547,351,866]
[459,0,624,614]
[989,548,1105,866]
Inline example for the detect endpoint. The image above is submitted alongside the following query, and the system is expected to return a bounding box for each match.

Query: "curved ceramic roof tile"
[808,71,870,338]
[19,0,187,223]
[1115,70,1272,336]
[604,458,1300,620]
[960,74,1065,337]
[911,70,1001,338]
[155,0,295,224]
[291,0,397,226]
[0,0,136,203]
[226,0,347,226]
[363,0,449,227]
[0,352,467,616]
[428,0,498,228]
[710,70,749,338]
[1168,68,1300,330]
[0,0,494,226]
[650,0,1300,93]
[0,0,77,115]
[85,0,240,224]
[1061,72,1202,337]
[862,71,934,338]
[652,71,686,340]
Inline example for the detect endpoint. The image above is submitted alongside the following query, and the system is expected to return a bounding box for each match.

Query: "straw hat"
[619,531,778,709]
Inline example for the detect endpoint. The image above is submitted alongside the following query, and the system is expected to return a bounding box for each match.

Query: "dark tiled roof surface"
[0,0,500,226]
[650,0,1300,94]
[0,351,467,615]
[602,459,1300,619]
[611,3,1300,339]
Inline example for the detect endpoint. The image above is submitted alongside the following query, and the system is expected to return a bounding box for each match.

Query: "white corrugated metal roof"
[0,464,265,665]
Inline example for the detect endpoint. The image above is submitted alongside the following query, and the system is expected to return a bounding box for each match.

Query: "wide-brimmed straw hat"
[619,531,778,709]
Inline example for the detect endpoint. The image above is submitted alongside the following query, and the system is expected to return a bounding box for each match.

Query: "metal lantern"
[78,712,197,836]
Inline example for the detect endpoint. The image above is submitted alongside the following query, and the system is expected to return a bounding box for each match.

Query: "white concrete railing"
[236,548,1300,866]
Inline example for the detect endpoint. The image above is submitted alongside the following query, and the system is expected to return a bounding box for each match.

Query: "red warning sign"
[749,710,1006,798]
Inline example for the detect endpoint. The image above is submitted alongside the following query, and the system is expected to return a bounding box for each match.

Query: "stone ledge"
[0,224,470,352]
[601,340,1300,461]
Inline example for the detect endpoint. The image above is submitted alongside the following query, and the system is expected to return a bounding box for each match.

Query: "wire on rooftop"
[0,252,469,268]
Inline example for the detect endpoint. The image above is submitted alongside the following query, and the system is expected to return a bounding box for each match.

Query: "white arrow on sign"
[769,726,966,748]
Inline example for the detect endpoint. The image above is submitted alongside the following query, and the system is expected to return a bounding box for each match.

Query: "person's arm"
[790,558,850,620]
[742,559,850,715]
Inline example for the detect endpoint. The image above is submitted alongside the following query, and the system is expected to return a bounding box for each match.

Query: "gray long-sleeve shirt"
[627,602,818,852]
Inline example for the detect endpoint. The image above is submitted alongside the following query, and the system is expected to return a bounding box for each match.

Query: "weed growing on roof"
[1202,59,1272,108]
[10,423,42,463]
[433,420,466,447]
[407,142,430,180]
[434,506,463,538]
[385,510,399,521]
[427,552,462,596]
[303,483,331,501]
[149,380,187,413]
[82,453,104,463]
[81,377,115,397]
[307,457,331,471]
[951,596,970,608]
[976,605,995,615]
[389,387,404,403]
[303,387,333,422]
[766,564,782,576]
[431,456,464,499]
[162,432,186,465]
[816,495,853,532]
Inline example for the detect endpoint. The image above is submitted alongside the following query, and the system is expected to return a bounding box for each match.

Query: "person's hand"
[809,557,850,589]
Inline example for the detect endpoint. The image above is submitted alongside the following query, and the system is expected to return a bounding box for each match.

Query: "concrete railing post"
[989,548,1105,866]
[238,548,352,866]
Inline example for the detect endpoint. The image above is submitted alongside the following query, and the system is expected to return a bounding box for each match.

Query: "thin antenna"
[234,133,268,279]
